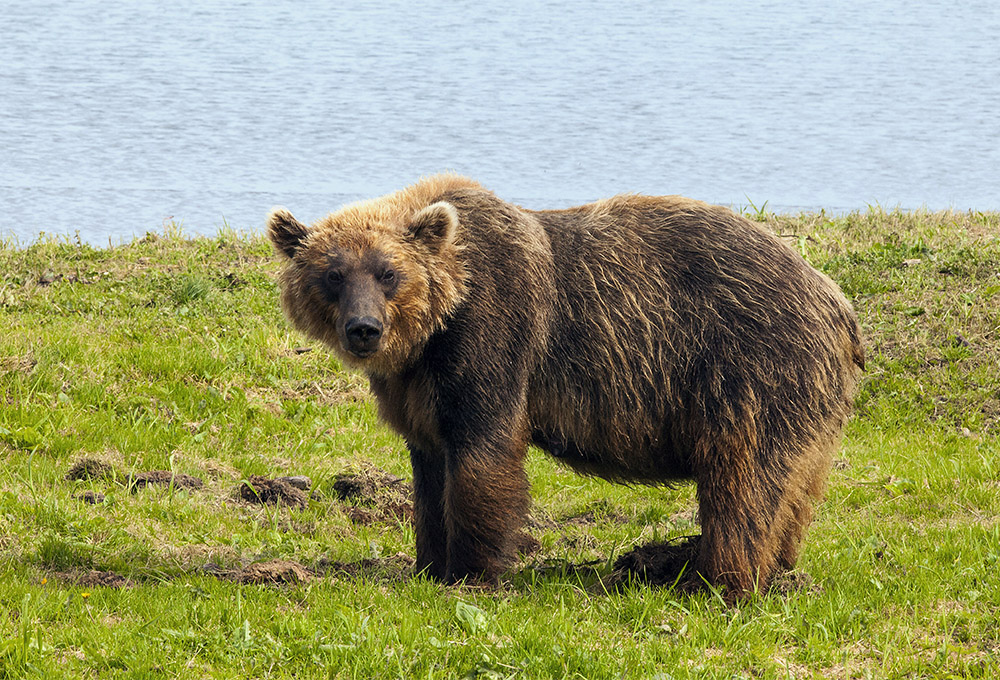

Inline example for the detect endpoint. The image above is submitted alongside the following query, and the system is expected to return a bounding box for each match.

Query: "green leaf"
[455,600,488,635]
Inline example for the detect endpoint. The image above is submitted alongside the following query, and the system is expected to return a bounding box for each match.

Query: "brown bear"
[267,174,864,597]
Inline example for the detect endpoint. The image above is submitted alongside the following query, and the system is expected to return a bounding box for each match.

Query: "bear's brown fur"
[268,174,864,597]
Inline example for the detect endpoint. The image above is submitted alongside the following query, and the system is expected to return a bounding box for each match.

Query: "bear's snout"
[344,316,383,357]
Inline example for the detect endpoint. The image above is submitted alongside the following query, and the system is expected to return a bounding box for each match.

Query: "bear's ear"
[407,201,459,252]
[267,207,309,259]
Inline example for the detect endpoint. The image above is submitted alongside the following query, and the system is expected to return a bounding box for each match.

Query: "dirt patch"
[238,559,312,585]
[563,508,629,526]
[318,552,415,579]
[0,354,36,375]
[525,513,558,530]
[239,475,308,509]
[65,458,115,481]
[342,506,378,525]
[560,499,630,527]
[332,465,409,501]
[557,531,600,553]
[66,460,204,493]
[58,569,130,589]
[129,470,204,491]
[769,570,822,596]
[333,464,413,525]
[522,558,606,580]
[513,531,541,557]
[218,272,248,290]
[342,502,413,526]
[611,536,701,587]
[37,271,96,286]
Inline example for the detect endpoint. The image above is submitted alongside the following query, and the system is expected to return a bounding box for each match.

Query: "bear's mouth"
[348,347,377,359]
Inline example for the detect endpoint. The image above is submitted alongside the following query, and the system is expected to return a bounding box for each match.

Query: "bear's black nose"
[345,316,383,353]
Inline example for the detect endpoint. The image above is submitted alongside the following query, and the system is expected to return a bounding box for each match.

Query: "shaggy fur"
[268,174,864,597]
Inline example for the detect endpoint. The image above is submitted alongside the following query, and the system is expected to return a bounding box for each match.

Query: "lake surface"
[2,1,998,244]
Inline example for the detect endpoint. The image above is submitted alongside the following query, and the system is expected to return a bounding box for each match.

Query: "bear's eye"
[325,270,343,286]
[379,269,396,284]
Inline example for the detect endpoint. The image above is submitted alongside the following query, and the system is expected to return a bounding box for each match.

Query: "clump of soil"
[332,464,413,525]
[240,475,308,509]
[332,465,409,502]
[75,491,105,505]
[129,470,204,491]
[275,475,312,491]
[66,460,205,496]
[611,536,701,587]
[238,559,312,585]
[65,458,115,481]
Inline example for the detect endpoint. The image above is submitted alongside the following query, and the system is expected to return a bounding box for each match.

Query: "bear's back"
[523,195,862,482]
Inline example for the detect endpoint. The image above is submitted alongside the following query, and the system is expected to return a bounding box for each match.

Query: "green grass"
[1,210,999,679]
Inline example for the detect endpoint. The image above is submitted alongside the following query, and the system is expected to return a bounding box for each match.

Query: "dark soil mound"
[240,475,308,509]
[65,458,115,481]
[275,475,312,491]
[612,536,701,586]
[332,466,409,503]
[129,470,204,491]
[333,464,413,525]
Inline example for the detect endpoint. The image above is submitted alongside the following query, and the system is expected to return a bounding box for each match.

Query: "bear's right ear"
[407,201,459,252]
[267,207,309,259]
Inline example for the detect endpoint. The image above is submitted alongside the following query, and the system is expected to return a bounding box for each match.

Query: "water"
[2,1,998,245]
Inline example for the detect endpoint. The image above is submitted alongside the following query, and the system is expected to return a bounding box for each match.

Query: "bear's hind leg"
[694,447,788,598]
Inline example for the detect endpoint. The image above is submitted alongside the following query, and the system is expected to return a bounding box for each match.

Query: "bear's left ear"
[407,201,459,252]
[267,207,310,259]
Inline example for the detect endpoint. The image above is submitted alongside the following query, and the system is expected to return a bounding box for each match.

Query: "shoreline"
[3,205,999,251]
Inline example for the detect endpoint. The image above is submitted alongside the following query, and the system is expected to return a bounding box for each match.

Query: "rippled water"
[2,1,998,244]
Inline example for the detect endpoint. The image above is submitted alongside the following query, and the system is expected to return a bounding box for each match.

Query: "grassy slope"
[0,210,998,679]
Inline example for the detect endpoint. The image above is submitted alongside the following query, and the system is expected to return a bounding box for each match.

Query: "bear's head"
[267,197,468,376]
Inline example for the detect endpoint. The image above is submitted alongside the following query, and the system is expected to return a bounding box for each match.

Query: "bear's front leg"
[410,446,448,580]
[443,444,530,584]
